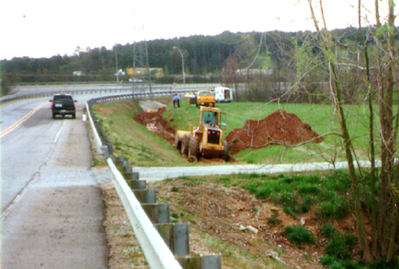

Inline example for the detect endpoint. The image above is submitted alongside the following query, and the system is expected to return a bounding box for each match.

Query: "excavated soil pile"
[225,110,323,154]
[133,107,176,145]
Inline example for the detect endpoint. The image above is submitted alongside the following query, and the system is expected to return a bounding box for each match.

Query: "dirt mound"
[225,110,323,154]
[133,107,176,145]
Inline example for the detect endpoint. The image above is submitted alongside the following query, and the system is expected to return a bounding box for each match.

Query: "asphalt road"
[1,96,109,268]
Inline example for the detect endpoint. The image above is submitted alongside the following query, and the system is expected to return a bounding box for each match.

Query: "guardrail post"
[117,156,125,165]
[158,203,170,224]
[156,223,174,251]
[174,223,189,255]
[108,141,113,156]
[145,189,157,203]
[175,255,201,269]
[201,254,222,269]
[133,189,156,204]
[129,180,146,190]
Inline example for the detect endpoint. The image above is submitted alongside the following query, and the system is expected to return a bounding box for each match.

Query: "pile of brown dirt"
[133,107,176,145]
[225,110,323,154]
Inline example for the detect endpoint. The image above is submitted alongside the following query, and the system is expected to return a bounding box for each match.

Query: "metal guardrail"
[0,85,218,103]
[107,158,183,269]
[86,91,184,268]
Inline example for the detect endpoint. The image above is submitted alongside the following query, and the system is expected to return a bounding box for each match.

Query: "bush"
[318,200,348,219]
[368,257,399,269]
[325,235,353,260]
[284,225,315,246]
[271,190,297,208]
[321,224,339,239]
[320,255,335,266]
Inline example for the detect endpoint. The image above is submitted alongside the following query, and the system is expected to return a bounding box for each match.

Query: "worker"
[172,94,180,108]
[204,113,213,124]
[172,94,179,108]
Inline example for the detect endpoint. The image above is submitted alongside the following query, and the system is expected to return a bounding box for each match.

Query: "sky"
[0,0,395,60]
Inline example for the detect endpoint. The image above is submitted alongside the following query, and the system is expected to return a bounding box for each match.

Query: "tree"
[308,0,398,262]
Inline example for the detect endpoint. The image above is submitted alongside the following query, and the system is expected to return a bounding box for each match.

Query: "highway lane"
[1,98,58,212]
[1,95,109,268]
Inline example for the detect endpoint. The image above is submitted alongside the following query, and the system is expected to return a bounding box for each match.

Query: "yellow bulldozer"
[175,106,229,162]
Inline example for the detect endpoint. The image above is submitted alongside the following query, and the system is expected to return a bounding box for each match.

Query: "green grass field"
[162,98,383,165]
[94,97,387,167]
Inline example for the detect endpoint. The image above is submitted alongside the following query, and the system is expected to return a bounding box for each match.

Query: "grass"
[93,97,394,166]
[92,100,190,167]
[242,171,351,218]
[284,225,315,246]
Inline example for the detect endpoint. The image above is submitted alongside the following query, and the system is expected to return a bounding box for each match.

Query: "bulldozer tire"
[222,140,229,161]
[174,133,181,150]
[181,134,190,155]
[188,137,199,162]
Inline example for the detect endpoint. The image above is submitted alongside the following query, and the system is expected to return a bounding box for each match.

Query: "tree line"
[1,27,378,84]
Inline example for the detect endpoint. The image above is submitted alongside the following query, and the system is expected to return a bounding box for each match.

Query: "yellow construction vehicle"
[174,106,229,162]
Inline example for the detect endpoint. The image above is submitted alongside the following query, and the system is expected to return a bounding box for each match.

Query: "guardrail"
[85,91,222,269]
[107,158,183,269]
[1,83,222,103]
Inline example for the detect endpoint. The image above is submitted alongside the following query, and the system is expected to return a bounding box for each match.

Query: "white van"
[214,86,233,102]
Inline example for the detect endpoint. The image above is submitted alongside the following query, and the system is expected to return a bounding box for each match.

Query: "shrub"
[299,202,310,213]
[171,212,179,218]
[320,255,335,266]
[284,225,315,246]
[321,224,338,239]
[318,200,348,219]
[325,235,353,260]
[368,257,399,269]
[283,207,294,215]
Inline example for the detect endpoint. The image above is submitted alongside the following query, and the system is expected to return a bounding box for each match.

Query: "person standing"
[176,94,180,108]
[172,94,178,108]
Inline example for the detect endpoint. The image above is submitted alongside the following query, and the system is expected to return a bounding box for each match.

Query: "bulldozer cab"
[200,107,227,130]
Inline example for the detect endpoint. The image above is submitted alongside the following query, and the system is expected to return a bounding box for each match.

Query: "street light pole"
[173,46,185,85]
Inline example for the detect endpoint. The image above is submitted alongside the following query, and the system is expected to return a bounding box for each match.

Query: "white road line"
[0,102,48,138]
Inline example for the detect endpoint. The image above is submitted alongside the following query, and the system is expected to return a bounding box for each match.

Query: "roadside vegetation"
[92,98,398,268]
[151,171,399,269]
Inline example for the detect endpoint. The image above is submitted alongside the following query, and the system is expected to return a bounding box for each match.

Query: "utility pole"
[132,3,152,100]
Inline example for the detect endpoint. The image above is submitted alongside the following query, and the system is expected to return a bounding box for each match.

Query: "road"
[1,96,109,268]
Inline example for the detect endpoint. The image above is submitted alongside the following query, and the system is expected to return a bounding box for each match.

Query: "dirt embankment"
[134,107,176,145]
[153,179,326,269]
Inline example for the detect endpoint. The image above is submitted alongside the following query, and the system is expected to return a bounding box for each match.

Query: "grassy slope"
[93,101,190,167]
[94,97,385,166]
[164,99,379,165]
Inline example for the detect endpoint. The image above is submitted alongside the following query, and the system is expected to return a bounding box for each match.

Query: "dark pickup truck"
[50,93,77,119]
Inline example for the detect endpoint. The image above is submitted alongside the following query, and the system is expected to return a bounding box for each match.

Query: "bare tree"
[308,0,398,262]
